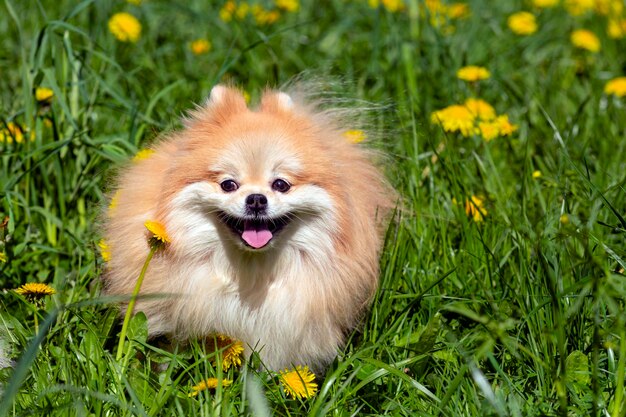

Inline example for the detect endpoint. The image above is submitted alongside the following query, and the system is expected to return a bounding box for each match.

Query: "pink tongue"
[241,221,273,249]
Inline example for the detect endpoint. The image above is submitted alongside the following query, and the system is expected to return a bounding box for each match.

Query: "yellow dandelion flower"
[108,191,120,213]
[208,334,245,370]
[447,3,470,19]
[604,77,626,98]
[98,239,111,262]
[570,29,601,52]
[464,195,487,222]
[132,148,155,162]
[220,1,235,22]
[0,122,24,144]
[15,283,56,300]
[532,0,559,7]
[477,121,500,141]
[607,19,626,39]
[279,366,318,399]
[127,0,142,4]
[108,12,142,43]
[532,170,542,179]
[493,114,518,136]
[145,220,171,245]
[343,129,367,143]
[431,105,476,137]
[381,0,404,13]
[255,9,281,25]
[560,214,569,224]
[35,87,54,103]
[0,252,6,263]
[457,66,490,82]
[189,378,233,397]
[275,0,299,12]
[507,12,538,36]
[564,0,595,16]
[368,0,380,8]
[464,98,496,121]
[235,2,250,19]
[190,39,211,55]
[424,0,444,13]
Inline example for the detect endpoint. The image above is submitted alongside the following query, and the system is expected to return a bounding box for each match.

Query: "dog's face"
[166,130,337,255]
[207,132,334,251]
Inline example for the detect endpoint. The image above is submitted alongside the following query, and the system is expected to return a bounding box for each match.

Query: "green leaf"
[566,350,590,387]
[395,312,442,355]
[127,311,148,345]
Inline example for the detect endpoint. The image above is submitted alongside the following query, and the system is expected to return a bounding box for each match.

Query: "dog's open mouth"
[217,213,292,249]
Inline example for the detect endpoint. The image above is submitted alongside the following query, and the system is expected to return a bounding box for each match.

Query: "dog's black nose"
[246,193,268,214]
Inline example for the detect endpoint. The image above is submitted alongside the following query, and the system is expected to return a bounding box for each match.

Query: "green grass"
[1,0,625,415]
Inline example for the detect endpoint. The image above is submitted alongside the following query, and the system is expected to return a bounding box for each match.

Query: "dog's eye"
[220,179,239,192]
[272,179,291,193]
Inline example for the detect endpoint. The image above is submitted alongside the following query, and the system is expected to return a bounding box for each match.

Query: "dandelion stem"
[116,246,156,362]
[33,310,39,334]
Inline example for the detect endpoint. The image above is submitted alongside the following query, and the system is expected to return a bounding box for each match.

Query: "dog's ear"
[185,85,248,128]
[205,84,248,117]
[260,90,295,114]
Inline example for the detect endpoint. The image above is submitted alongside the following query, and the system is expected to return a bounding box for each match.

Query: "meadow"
[1,0,626,415]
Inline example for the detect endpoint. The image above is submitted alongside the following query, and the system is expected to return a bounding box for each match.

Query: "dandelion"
[35,87,54,103]
[564,0,595,15]
[132,148,155,162]
[532,0,559,7]
[108,12,142,43]
[343,129,367,143]
[208,334,245,370]
[0,122,24,143]
[447,3,470,19]
[117,219,169,361]
[607,19,626,39]
[570,29,601,52]
[431,104,476,137]
[457,66,490,82]
[189,378,233,397]
[381,0,404,12]
[145,220,171,246]
[604,77,626,98]
[15,283,56,301]
[464,98,496,121]
[235,2,250,19]
[478,121,500,142]
[253,8,280,25]
[279,366,318,399]
[560,214,569,224]
[275,0,299,12]
[507,12,538,36]
[99,239,111,262]
[532,170,542,179]
[127,0,142,4]
[0,252,6,263]
[220,1,236,22]
[464,195,487,222]
[108,191,120,213]
[14,283,56,333]
[493,114,518,136]
[190,39,211,55]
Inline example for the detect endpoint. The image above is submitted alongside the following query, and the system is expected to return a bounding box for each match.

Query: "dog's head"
[160,86,342,255]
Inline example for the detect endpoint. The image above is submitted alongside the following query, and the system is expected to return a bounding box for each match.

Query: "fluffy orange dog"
[103,85,391,372]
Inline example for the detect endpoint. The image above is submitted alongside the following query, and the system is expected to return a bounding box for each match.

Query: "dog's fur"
[102,85,392,372]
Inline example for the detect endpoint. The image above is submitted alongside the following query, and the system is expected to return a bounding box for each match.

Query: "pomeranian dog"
[103,85,392,373]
